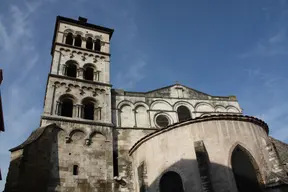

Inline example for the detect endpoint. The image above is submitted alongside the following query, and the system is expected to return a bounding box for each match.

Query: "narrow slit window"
[73,165,79,175]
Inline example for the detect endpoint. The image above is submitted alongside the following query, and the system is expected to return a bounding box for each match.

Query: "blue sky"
[0,0,288,189]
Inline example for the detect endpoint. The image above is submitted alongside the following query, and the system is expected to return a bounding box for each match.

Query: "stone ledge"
[41,115,114,127]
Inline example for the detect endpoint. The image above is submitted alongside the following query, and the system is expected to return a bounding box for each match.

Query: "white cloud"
[240,29,288,57]
[115,59,147,89]
[0,1,48,190]
[244,69,288,142]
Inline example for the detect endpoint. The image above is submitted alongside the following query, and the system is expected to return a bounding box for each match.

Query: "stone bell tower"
[40,16,115,191]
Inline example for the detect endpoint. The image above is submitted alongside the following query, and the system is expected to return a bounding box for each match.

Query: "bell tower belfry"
[39,16,115,191]
[42,16,114,125]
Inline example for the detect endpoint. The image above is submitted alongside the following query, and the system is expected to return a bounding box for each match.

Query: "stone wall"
[129,117,273,192]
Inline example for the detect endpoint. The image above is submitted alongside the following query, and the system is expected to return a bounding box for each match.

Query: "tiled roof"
[270,137,288,166]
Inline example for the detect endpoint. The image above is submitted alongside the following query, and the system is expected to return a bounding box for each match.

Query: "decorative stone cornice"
[56,42,111,56]
[49,73,112,87]
[41,115,114,127]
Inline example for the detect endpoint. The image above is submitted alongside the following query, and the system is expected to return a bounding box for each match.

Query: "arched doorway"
[159,171,184,192]
[231,145,262,192]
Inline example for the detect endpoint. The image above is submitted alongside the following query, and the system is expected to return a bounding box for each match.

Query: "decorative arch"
[215,105,226,112]
[228,143,263,192]
[135,104,149,128]
[150,100,173,111]
[83,63,96,81]
[156,168,186,192]
[134,102,149,110]
[119,103,134,127]
[117,100,134,110]
[65,32,74,45]
[226,106,241,113]
[69,129,87,138]
[86,37,93,50]
[177,105,192,122]
[64,29,74,34]
[94,39,101,51]
[74,34,82,47]
[57,94,77,117]
[195,102,215,112]
[89,130,107,140]
[75,31,84,36]
[64,60,78,78]
[81,97,99,120]
[173,101,194,111]
[69,129,86,143]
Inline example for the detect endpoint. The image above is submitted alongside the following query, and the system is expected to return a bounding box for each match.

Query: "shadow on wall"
[144,159,263,192]
[4,125,62,192]
[136,145,288,192]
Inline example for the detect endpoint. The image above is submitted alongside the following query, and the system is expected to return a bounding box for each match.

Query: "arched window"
[66,61,77,78]
[73,165,79,175]
[86,37,93,50]
[65,33,73,45]
[177,106,191,122]
[84,66,94,81]
[60,98,73,117]
[160,171,184,192]
[231,145,262,192]
[74,35,82,47]
[94,39,101,51]
[82,98,98,120]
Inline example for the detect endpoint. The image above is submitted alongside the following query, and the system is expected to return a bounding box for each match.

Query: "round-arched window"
[156,115,169,128]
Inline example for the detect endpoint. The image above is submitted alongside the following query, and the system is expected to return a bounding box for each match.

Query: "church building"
[4,16,288,192]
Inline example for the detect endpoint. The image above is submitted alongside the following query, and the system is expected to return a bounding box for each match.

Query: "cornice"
[49,74,112,87]
[41,115,114,127]
[54,42,111,56]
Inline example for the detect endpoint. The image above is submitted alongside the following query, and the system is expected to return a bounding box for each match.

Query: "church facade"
[4,16,288,192]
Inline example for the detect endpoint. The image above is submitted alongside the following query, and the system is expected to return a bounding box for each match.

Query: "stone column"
[61,64,67,75]
[95,71,100,81]
[56,101,62,115]
[93,71,98,81]
[82,37,87,49]
[133,109,137,128]
[75,104,82,118]
[78,68,84,79]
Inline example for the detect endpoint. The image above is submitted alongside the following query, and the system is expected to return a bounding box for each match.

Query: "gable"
[145,84,210,99]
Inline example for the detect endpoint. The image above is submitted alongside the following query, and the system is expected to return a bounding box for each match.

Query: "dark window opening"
[156,115,169,128]
[61,99,73,117]
[94,39,101,51]
[73,165,79,175]
[84,67,94,81]
[66,63,77,78]
[86,37,93,50]
[232,146,262,192]
[65,33,73,45]
[177,106,191,122]
[83,101,94,120]
[74,35,82,47]
[160,171,184,192]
